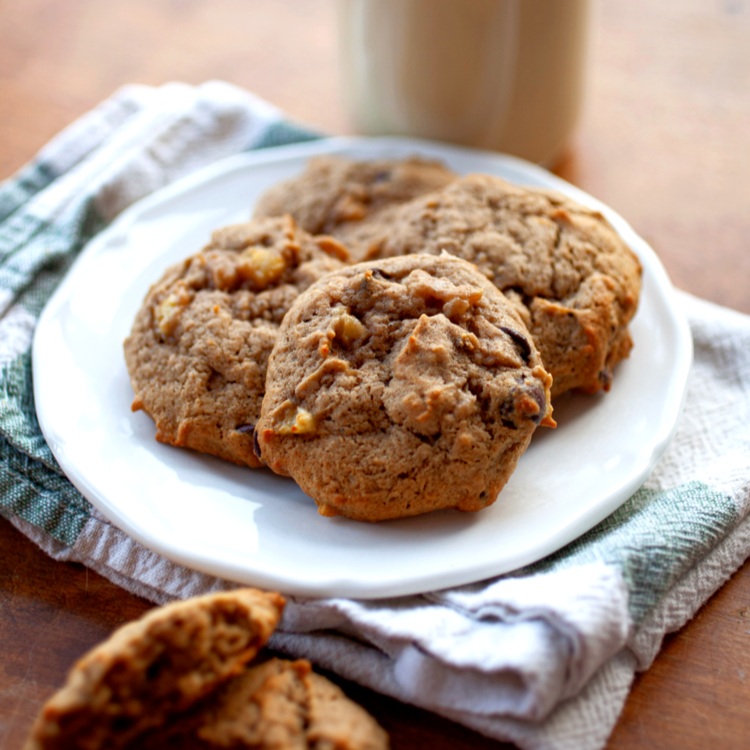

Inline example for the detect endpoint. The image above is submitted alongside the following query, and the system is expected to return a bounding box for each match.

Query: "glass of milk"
[336,0,591,167]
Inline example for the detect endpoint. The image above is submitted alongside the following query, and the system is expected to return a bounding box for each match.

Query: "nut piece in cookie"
[137,657,390,749]
[123,215,348,468]
[342,173,642,397]
[255,253,554,522]
[24,588,285,750]
[253,155,457,260]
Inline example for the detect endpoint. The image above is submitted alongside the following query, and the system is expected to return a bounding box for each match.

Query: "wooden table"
[1,1,749,748]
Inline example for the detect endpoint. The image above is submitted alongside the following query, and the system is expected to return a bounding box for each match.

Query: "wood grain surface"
[1,1,749,748]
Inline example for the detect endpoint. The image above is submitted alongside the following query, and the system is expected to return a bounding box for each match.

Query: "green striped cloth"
[2,83,749,750]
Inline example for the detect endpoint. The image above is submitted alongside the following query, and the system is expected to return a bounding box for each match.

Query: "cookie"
[339,173,642,397]
[138,658,389,749]
[24,588,285,750]
[255,253,554,522]
[253,155,457,261]
[305,668,389,750]
[124,215,348,468]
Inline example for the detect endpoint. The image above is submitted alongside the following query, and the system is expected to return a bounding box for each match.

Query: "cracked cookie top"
[252,155,457,261]
[255,253,554,522]
[334,173,642,397]
[124,215,348,468]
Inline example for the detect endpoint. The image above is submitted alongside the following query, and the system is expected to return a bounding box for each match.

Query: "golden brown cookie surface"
[124,215,348,467]
[256,253,553,522]
[24,589,285,750]
[338,173,642,397]
[138,658,390,750]
[252,155,457,261]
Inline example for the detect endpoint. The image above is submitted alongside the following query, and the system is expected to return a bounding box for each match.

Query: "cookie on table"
[343,173,642,397]
[252,155,457,260]
[24,588,285,750]
[124,215,348,468]
[138,658,389,749]
[255,253,554,522]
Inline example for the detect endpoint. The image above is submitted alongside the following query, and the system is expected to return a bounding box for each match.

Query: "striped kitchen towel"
[1,82,749,750]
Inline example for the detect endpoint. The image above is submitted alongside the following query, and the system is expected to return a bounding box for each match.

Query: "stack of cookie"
[124,156,641,522]
[24,589,389,749]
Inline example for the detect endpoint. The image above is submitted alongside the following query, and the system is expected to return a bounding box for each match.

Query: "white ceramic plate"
[33,137,692,599]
